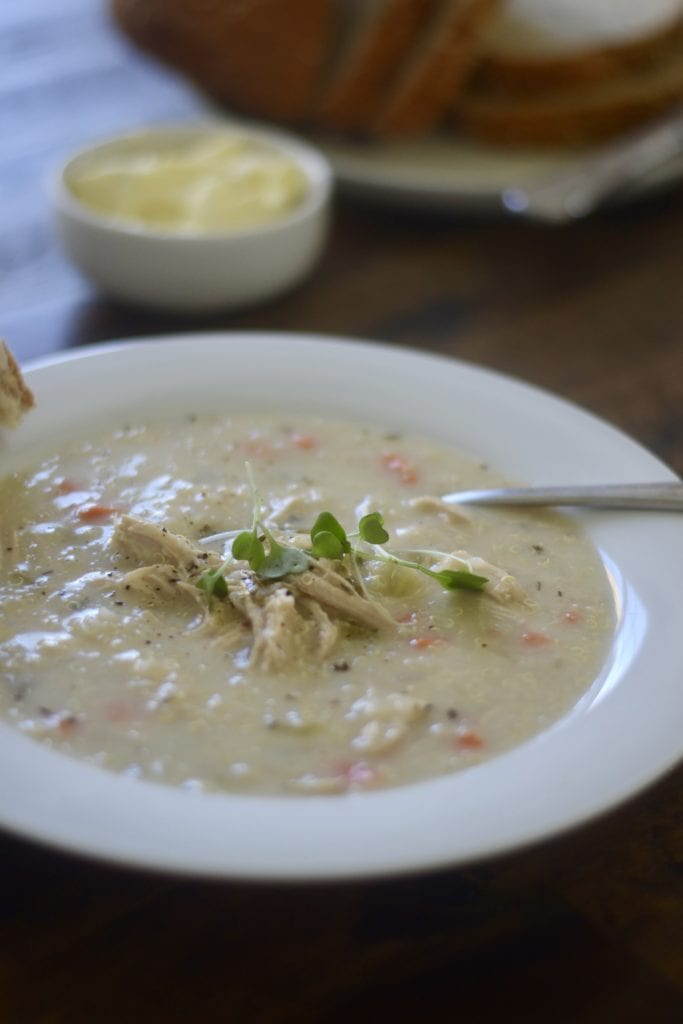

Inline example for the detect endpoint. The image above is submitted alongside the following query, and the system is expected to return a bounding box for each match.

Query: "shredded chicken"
[117,563,207,607]
[111,515,215,574]
[432,550,527,604]
[228,571,339,671]
[288,562,395,631]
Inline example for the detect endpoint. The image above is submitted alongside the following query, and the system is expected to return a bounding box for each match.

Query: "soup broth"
[0,413,614,795]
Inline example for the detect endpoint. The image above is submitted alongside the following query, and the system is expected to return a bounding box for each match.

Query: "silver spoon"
[442,482,683,512]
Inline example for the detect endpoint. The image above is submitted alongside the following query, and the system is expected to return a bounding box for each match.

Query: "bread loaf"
[370,0,503,137]
[112,0,499,136]
[318,0,432,133]
[0,341,34,429]
[460,6,683,146]
[474,0,683,92]
[112,0,683,147]
[112,0,334,122]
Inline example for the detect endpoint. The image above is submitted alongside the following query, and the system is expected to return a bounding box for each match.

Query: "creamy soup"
[0,414,614,795]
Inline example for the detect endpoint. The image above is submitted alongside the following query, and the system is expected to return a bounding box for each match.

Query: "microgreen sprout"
[358,511,390,545]
[310,511,352,560]
[317,507,487,593]
[196,566,229,607]
[230,463,309,581]
[196,465,487,610]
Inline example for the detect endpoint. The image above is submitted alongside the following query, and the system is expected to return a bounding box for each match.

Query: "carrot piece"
[56,478,82,494]
[521,630,553,647]
[291,433,317,450]
[454,728,484,751]
[57,714,79,736]
[77,504,120,522]
[381,452,419,486]
[563,605,583,623]
[410,633,447,650]
[398,610,418,625]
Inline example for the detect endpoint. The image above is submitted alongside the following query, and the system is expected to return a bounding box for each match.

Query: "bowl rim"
[49,117,333,242]
[2,332,683,881]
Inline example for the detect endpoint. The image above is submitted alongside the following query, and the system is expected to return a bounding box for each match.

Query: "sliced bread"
[0,341,34,429]
[318,0,433,133]
[370,0,503,138]
[458,26,683,146]
[111,0,334,122]
[474,0,683,92]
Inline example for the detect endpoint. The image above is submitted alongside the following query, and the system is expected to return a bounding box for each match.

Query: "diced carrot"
[291,433,317,450]
[56,478,82,494]
[521,630,553,647]
[57,714,79,735]
[398,610,418,625]
[410,633,447,650]
[454,728,484,751]
[381,452,419,486]
[563,605,583,623]
[77,504,120,522]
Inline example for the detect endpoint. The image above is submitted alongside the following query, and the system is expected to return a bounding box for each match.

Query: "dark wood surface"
[2,3,683,1021]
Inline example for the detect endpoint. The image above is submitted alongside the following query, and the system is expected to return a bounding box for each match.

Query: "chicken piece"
[117,563,207,607]
[433,550,527,604]
[111,515,215,575]
[228,572,338,671]
[288,562,395,631]
[407,494,472,525]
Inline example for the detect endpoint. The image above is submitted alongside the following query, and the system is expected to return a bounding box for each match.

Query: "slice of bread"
[318,0,433,133]
[0,341,34,429]
[111,0,334,122]
[474,0,683,92]
[458,25,683,146]
[370,0,503,138]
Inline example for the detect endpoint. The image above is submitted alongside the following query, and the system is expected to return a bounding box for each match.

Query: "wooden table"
[2,3,683,1020]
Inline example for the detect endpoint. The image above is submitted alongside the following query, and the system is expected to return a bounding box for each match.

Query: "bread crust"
[0,341,35,429]
[112,0,334,122]
[475,14,683,93]
[371,0,503,138]
[319,0,433,133]
[458,29,683,146]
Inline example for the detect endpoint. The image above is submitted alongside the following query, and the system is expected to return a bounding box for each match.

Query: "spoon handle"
[442,482,683,511]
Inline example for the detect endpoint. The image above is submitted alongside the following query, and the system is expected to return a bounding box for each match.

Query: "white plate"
[1,333,682,880]
[318,133,683,213]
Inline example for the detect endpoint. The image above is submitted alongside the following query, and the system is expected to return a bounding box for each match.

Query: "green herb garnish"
[310,511,352,559]
[358,511,390,545]
[230,464,310,581]
[311,506,486,592]
[354,512,487,592]
[196,465,487,610]
[196,564,230,610]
